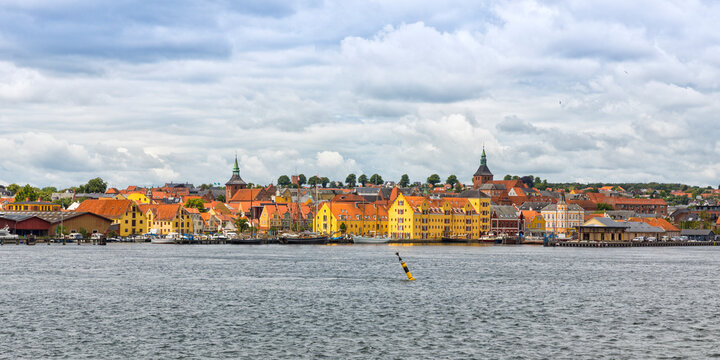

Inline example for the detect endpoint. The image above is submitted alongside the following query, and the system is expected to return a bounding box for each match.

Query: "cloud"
[2,0,720,188]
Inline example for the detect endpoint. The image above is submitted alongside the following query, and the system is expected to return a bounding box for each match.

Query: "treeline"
[5,178,108,208]
[276,173,465,191]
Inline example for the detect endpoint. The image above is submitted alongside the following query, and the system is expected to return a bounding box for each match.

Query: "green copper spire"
[232,154,240,175]
[480,146,487,166]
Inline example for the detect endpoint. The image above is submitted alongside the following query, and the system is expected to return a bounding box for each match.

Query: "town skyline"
[2,1,719,187]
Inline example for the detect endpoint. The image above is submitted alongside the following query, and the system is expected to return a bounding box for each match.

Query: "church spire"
[232,153,240,176]
[480,145,487,166]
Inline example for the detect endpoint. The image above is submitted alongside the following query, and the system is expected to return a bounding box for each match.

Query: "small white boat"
[0,226,19,240]
[151,232,179,244]
[352,235,391,244]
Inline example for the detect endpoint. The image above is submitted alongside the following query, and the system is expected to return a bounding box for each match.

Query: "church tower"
[225,155,247,200]
[472,146,494,189]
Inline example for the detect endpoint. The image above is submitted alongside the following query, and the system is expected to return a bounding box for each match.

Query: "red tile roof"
[76,199,134,219]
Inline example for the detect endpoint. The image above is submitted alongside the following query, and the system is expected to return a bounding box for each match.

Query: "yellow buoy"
[395,252,415,281]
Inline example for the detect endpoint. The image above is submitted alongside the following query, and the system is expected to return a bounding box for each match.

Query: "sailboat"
[278,177,328,245]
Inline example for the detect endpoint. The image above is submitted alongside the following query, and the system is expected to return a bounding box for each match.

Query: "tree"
[321,177,330,188]
[7,184,20,194]
[199,184,212,190]
[14,184,39,202]
[78,177,107,193]
[298,174,307,186]
[358,174,368,186]
[216,194,226,202]
[278,175,291,186]
[369,174,383,185]
[597,203,614,211]
[184,198,207,212]
[520,176,534,188]
[235,217,250,232]
[454,183,463,193]
[54,198,73,209]
[446,175,458,187]
[55,225,69,236]
[78,228,89,239]
[308,176,321,186]
[504,174,512,180]
[399,174,410,187]
[427,174,441,186]
[345,174,357,188]
[339,222,347,233]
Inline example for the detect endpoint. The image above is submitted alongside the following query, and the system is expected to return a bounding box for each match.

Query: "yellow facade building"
[140,203,194,235]
[387,193,490,240]
[75,199,147,236]
[314,201,389,236]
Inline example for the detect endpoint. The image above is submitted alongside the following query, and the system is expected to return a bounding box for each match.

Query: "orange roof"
[628,217,679,232]
[185,207,200,214]
[156,204,182,221]
[521,210,540,221]
[612,198,667,205]
[106,188,120,194]
[228,189,263,202]
[76,199,134,219]
[584,213,608,221]
[587,192,610,204]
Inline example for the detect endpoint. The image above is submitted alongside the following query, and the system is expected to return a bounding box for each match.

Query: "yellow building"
[75,199,147,236]
[388,193,488,240]
[314,201,389,236]
[119,193,152,204]
[140,203,194,235]
[522,210,546,235]
[540,197,584,236]
[6,201,61,211]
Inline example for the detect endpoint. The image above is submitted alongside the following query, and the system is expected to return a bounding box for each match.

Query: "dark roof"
[225,174,247,186]
[12,201,57,205]
[624,222,664,233]
[456,189,491,199]
[479,183,506,190]
[474,164,493,177]
[0,211,112,224]
[492,205,519,219]
[680,229,714,236]
[518,201,552,211]
[580,217,629,228]
[541,202,585,212]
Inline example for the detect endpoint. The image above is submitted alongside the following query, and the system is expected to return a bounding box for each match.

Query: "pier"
[548,240,720,247]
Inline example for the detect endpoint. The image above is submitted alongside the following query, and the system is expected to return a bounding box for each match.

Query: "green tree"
[321,177,330,188]
[369,174,383,185]
[427,174,441,186]
[235,217,250,232]
[339,222,347,233]
[54,198,73,209]
[216,194,226,202]
[55,225,69,236]
[504,174,512,180]
[79,177,107,193]
[534,177,542,186]
[399,174,410,187]
[298,174,307,186]
[345,174,357,188]
[278,175,291,186]
[184,198,207,212]
[358,174,368,186]
[14,184,39,202]
[78,228,89,239]
[308,176,321,186]
[446,174,459,187]
[454,183,463,193]
[7,184,20,194]
[597,203,614,211]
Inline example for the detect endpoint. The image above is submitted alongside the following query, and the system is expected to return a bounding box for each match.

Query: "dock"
[548,240,720,247]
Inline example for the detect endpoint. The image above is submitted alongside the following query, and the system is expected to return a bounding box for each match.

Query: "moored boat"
[229,238,263,245]
[441,236,471,243]
[353,235,390,244]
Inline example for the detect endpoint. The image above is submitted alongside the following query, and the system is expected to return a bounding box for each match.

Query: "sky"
[1,0,719,189]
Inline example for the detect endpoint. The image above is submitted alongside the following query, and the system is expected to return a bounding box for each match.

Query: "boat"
[278,233,328,244]
[441,236,470,243]
[0,226,19,240]
[151,232,179,244]
[229,237,263,245]
[353,235,391,244]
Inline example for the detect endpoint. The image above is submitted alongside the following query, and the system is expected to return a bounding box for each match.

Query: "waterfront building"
[387,192,486,240]
[75,199,147,237]
[314,201,389,236]
[225,155,247,201]
[522,210,545,235]
[5,201,61,212]
[490,205,524,236]
[140,203,194,235]
[540,195,584,236]
[611,198,668,216]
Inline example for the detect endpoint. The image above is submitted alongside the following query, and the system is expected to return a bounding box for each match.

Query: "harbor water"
[1,244,719,359]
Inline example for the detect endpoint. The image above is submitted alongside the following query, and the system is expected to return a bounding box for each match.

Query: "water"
[1,244,719,359]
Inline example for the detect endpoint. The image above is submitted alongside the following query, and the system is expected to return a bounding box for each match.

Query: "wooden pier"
[548,240,720,247]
